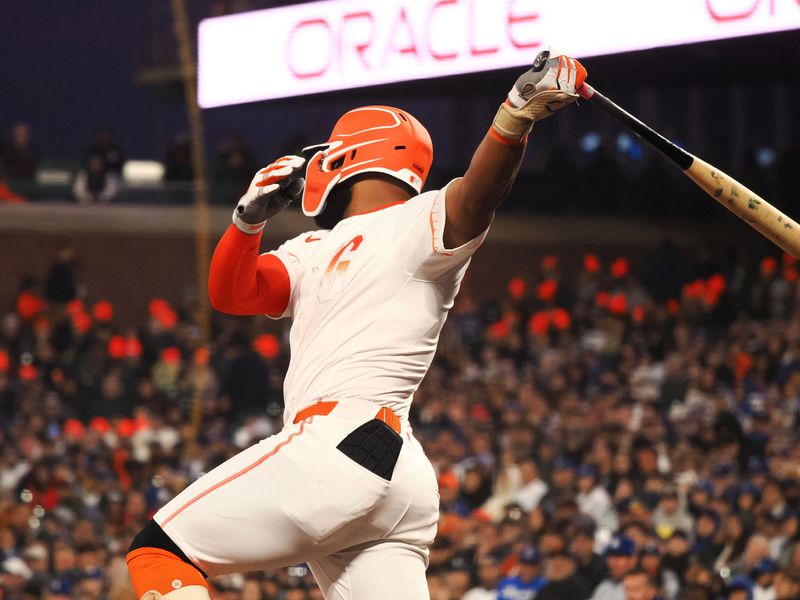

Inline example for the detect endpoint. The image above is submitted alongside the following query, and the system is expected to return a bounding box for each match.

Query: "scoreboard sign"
[198,0,800,107]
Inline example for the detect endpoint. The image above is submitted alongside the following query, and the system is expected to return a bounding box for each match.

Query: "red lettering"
[705,0,760,22]
[427,0,459,60]
[507,0,540,50]
[384,8,420,63]
[341,11,375,71]
[469,0,498,56]
[287,18,332,79]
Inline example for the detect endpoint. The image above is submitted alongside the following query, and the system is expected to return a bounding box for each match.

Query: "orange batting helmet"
[301,106,434,218]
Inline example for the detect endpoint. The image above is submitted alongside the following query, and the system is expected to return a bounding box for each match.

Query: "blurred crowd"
[3,120,799,218]
[0,122,259,206]
[2,239,800,600]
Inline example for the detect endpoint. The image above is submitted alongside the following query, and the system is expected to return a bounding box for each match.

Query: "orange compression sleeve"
[208,225,291,317]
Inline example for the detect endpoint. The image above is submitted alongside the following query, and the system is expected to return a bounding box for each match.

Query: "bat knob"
[531,49,550,72]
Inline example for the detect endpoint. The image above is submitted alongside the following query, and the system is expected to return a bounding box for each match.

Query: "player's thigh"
[309,541,430,600]
[153,421,321,576]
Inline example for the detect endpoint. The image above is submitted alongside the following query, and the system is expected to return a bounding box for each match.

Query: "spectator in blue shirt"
[497,545,547,600]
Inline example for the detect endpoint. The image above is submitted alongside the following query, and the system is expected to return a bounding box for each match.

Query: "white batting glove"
[232,155,306,234]
[492,48,587,144]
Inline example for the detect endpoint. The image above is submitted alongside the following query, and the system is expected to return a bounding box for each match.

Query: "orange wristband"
[489,127,528,147]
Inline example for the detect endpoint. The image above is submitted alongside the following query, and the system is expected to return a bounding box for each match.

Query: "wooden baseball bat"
[578,83,800,258]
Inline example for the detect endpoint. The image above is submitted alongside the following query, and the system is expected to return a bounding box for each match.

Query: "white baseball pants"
[153,399,439,599]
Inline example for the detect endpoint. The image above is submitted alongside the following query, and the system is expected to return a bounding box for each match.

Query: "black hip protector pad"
[337,419,403,481]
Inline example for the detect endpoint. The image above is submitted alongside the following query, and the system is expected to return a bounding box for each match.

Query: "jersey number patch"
[318,235,363,302]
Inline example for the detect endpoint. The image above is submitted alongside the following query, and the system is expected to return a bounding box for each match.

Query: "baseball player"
[126,49,586,600]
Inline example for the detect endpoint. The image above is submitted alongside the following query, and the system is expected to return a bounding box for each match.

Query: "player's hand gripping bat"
[577,83,800,258]
[232,155,306,234]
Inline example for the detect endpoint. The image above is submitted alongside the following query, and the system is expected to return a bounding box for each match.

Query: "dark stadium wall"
[0,207,765,324]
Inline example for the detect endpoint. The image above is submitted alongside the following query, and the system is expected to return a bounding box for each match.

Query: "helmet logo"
[319,235,364,301]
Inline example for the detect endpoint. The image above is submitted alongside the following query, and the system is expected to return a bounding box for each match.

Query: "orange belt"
[293,401,401,434]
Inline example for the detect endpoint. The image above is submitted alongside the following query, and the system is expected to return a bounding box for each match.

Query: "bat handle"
[578,83,596,100]
[580,82,695,171]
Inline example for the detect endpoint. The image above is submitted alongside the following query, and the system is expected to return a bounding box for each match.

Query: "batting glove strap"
[232,210,267,235]
[491,90,579,141]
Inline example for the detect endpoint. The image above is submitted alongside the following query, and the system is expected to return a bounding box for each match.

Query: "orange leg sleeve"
[126,547,208,598]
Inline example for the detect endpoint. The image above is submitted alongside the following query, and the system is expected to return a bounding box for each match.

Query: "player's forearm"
[442,50,586,248]
[444,133,525,247]
[208,225,290,316]
[463,132,526,211]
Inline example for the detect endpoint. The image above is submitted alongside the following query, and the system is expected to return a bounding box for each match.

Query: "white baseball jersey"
[154,183,488,595]
[267,181,488,424]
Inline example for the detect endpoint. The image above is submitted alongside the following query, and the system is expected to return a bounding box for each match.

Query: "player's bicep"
[393,182,490,281]
[443,177,494,249]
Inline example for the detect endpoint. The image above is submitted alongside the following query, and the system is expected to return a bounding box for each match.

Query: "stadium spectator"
[43,243,78,304]
[496,544,546,600]
[576,463,618,532]
[590,536,637,600]
[725,575,754,600]
[463,554,502,600]
[84,129,126,175]
[740,535,773,576]
[0,556,33,597]
[72,154,121,204]
[623,569,659,600]
[2,122,38,181]
[570,522,607,593]
[750,558,778,600]
[652,487,693,539]
[512,457,548,513]
[164,133,194,181]
[693,509,724,565]
[536,550,590,600]
[715,513,753,577]
[639,542,680,599]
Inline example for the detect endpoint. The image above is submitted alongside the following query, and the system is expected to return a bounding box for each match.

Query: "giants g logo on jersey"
[318,235,363,302]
